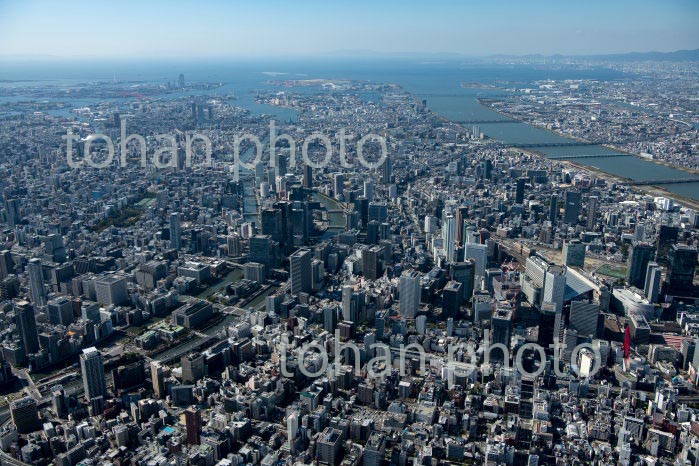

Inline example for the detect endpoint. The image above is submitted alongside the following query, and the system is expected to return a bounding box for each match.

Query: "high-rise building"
[368,202,388,224]
[323,306,338,332]
[451,261,475,303]
[333,173,345,199]
[364,432,387,466]
[586,196,599,230]
[563,191,581,224]
[249,235,278,269]
[27,258,46,307]
[0,250,14,279]
[317,427,343,465]
[442,281,462,317]
[94,274,128,307]
[464,242,487,278]
[667,244,698,293]
[15,300,39,354]
[442,213,457,262]
[290,248,313,295]
[150,361,166,399]
[655,225,679,264]
[181,352,205,384]
[185,407,202,445]
[169,212,182,250]
[644,262,662,303]
[515,177,527,204]
[626,241,656,289]
[381,157,392,184]
[543,266,566,313]
[80,347,106,401]
[491,307,513,362]
[47,296,74,326]
[287,411,299,452]
[399,270,421,318]
[303,164,313,189]
[569,301,600,338]
[362,246,383,280]
[563,240,586,267]
[342,285,364,322]
[10,397,41,434]
[549,194,558,222]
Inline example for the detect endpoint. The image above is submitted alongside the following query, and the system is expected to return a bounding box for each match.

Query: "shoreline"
[473,98,699,209]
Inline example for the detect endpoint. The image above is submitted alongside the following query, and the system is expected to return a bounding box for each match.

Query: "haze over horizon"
[1,0,698,59]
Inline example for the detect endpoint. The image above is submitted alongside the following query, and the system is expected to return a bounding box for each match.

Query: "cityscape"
[0,1,698,465]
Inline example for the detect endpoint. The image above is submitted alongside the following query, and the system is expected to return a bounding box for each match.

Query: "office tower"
[399,270,421,318]
[333,173,344,199]
[644,262,662,303]
[586,196,599,230]
[94,274,128,307]
[424,215,438,234]
[364,432,387,466]
[563,190,581,224]
[482,159,493,180]
[80,347,106,401]
[150,361,166,399]
[563,240,586,267]
[491,307,513,362]
[317,427,343,466]
[4,198,21,228]
[455,206,468,244]
[569,301,600,338]
[227,233,242,257]
[181,352,205,384]
[451,260,475,303]
[0,250,14,279]
[442,281,462,317]
[549,194,558,222]
[634,222,646,241]
[667,244,698,293]
[655,225,679,264]
[537,303,561,347]
[51,385,68,418]
[290,248,313,295]
[363,180,374,201]
[261,208,283,244]
[515,177,526,204]
[543,266,566,313]
[368,202,388,224]
[11,397,41,434]
[442,213,457,262]
[185,407,202,445]
[249,235,278,269]
[15,301,39,354]
[323,306,338,332]
[287,411,299,452]
[362,246,382,280]
[472,124,480,139]
[366,220,379,244]
[464,242,487,278]
[178,73,185,87]
[342,285,364,322]
[27,258,46,307]
[169,212,182,250]
[381,157,392,184]
[303,164,313,189]
[626,241,656,289]
[47,296,74,326]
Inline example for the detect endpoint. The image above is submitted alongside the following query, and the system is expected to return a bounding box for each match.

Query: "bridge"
[455,119,514,125]
[628,178,699,186]
[549,154,633,160]
[504,141,602,148]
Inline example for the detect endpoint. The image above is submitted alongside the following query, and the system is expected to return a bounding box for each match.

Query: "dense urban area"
[0,56,697,466]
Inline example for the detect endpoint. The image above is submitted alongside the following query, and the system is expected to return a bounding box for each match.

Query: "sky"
[0,0,698,59]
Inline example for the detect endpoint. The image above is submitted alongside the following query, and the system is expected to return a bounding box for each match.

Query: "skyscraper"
[563,190,581,224]
[399,270,421,318]
[185,407,202,445]
[667,244,698,293]
[27,258,46,307]
[10,397,41,434]
[586,195,599,230]
[442,213,456,262]
[80,347,106,401]
[562,240,586,267]
[644,262,662,303]
[549,194,558,222]
[290,248,312,295]
[15,300,39,354]
[169,212,182,250]
[626,241,656,289]
[451,261,475,303]
[303,164,313,189]
[543,266,566,313]
[491,307,513,362]
[569,300,600,338]
[515,177,526,204]
[381,157,392,184]
[317,427,343,466]
[287,411,299,453]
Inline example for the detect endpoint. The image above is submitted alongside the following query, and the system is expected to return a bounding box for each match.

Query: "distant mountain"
[489,49,699,62]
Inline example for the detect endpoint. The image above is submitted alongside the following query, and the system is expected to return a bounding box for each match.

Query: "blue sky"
[1,0,697,58]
